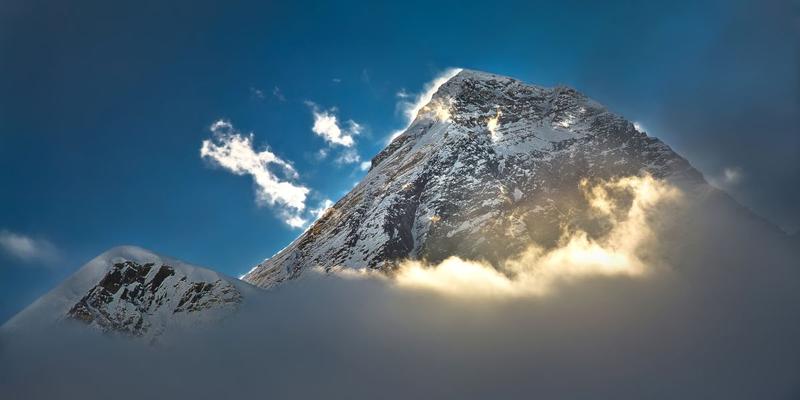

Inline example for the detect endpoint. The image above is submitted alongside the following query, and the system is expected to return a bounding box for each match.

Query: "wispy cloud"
[200,120,310,228]
[387,68,463,143]
[335,148,361,165]
[0,230,58,264]
[723,167,743,185]
[708,166,744,189]
[272,86,286,102]
[310,199,334,221]
[249,87,265,100]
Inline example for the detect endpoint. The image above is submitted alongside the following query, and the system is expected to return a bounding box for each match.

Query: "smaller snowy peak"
[3,246,253,342]
[67,260,241,339]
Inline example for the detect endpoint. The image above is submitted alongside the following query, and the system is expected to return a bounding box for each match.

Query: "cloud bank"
[3,177,798,399]
[200,120,310,228]
[328,175,681,299]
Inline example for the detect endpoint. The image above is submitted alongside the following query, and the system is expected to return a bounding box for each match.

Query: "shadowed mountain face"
[243,70,707,288]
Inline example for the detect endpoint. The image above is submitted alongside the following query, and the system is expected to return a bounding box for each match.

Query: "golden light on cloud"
[391,175,681,299]
[487,109,502,142]
[421,98,453,122]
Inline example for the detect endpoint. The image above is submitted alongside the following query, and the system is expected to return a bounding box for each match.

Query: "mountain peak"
[242,70,704,288]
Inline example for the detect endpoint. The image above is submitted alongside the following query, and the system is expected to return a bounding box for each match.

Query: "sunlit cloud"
[310,199,335,220]
[487,108,502,142]
[338,175,681,298]
[200,119,310,228]
[419,97,454,122]
[359,161,371,171]
[306,102,359,147]
[387,68,463,143]
[0,230,58,264]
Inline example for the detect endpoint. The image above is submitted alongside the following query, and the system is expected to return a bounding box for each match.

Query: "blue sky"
[0,0,796,322]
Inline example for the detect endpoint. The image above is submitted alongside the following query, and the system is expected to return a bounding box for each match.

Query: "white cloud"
[315,148,329,160]
[306,102,358,147]
[272,86,286,102]
[201,120,310,227]
[346,120,363,136]
[283,215,307,229]
[0,230,57,263]
[359,161,371,171]
[633,121,645,132]
[310,199,335,221]
[249,87,265,100]
[723,167,743,185]
[387,68,463,143]
[335,149,361,165]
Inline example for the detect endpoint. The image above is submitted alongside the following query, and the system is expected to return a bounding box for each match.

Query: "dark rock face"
[67,261,241,338]
[243,69,707,288]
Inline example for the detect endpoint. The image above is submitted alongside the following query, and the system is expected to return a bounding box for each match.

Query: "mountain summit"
[243,69,705,288]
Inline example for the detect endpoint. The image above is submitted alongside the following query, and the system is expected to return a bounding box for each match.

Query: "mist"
[2,180,799,399]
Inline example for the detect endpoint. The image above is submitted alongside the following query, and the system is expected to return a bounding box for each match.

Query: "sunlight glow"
[392,175,682,298]
[388,68,463,143]
[487,109,502,142]
[420,98,453,122]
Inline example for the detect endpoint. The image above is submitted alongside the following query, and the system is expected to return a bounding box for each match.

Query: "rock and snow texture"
[243,69,706,288]
[3,246,253,341]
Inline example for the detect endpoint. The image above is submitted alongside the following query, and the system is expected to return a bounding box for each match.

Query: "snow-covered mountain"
[3,246,255,342]
[243,69,707,287]
[4,69,778,338]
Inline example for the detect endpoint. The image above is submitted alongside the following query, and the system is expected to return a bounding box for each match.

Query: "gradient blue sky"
[1,0,796,322]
